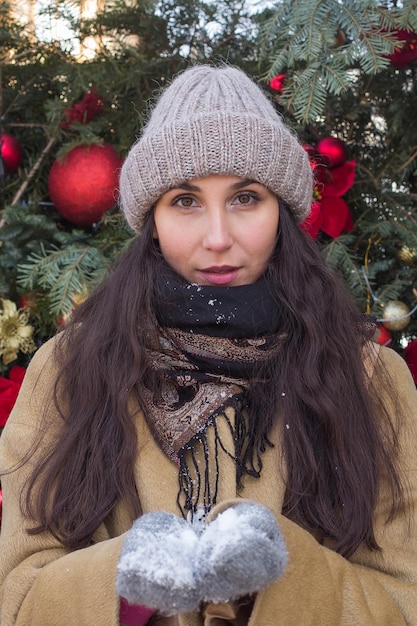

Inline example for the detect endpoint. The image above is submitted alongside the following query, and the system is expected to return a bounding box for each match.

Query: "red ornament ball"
[0,132,23,175]
[373,323,392,347]
[48,143,123,227]
[316,137,347,168]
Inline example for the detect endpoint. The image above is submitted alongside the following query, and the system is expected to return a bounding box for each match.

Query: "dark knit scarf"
[144,268,283,517]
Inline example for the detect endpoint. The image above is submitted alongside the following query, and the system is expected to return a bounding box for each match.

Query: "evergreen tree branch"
[11,136,57,206]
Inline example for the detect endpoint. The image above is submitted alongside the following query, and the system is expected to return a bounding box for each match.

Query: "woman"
[1,65,417,626]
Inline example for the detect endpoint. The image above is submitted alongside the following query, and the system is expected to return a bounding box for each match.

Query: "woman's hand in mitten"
[116,502,287,617]
[116,511,200,615]
[195,501,287,604]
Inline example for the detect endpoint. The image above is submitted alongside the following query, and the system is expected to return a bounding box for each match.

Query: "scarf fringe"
[176,395,268,518]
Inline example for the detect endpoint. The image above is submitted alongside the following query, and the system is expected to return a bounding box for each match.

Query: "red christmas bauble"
[0,132,23,175]
[373,323,392,346]
[316,137,347,168]
[48,143,123,227]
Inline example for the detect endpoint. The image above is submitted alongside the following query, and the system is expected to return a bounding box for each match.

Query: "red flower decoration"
[0,365,26,427]
[61,88,104,130]
[388,29,417,69]
[404,340,417,383]
[269,74,286,93]
[300,143,355,239]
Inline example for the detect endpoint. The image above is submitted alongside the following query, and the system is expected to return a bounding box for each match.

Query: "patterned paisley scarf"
[143,267,283,517]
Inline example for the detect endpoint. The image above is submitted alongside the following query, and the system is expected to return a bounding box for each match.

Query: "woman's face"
[153,175,279,287]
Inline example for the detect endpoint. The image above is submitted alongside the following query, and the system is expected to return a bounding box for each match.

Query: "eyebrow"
[172,178,258,192]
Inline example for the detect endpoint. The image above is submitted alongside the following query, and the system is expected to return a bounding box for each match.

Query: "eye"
[172,195,198,208]
[233,191,259,205]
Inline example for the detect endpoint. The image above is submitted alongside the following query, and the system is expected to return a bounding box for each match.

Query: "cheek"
[154,215,177,245]
[250,236,276,267]
[156,225,191,267]
[247,214,279,257]
[154,209,191,246]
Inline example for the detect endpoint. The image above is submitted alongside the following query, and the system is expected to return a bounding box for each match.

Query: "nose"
[202,206,233,252]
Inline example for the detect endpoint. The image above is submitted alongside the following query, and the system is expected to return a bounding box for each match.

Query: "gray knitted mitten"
[116,511,201,614]
[116,502,287,615]
[195,501,288,603]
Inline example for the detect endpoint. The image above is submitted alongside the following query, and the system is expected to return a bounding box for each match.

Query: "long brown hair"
[24,204,404,556]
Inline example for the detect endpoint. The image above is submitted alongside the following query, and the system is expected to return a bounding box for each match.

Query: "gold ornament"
[396,245,417,266]
[382,300,411,331]
[0,299,36,365]
[70,290,89,308]
[59,290,90,327]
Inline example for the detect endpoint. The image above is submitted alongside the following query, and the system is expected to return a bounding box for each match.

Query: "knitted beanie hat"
[119,65,313,233]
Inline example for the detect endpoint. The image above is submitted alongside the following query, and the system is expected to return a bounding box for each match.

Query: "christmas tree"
[259,0,417,378]
[1,0,417,421]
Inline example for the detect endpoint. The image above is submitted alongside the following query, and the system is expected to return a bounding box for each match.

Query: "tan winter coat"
[1,337,417,625]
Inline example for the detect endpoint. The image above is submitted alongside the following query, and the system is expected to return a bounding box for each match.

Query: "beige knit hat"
[119,65,313,233]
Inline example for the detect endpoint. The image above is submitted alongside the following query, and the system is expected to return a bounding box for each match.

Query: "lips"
[198,265,240,286]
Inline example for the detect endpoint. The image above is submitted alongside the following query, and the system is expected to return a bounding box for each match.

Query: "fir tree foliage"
[260,0,417,121]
